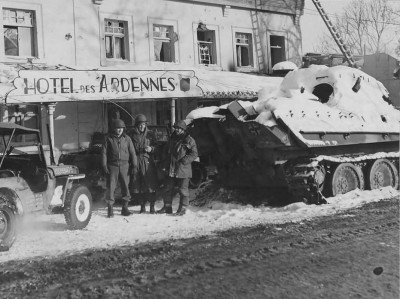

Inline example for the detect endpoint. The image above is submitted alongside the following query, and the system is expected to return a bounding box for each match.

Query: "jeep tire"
[0,196,17,251]
[64,185,92,230]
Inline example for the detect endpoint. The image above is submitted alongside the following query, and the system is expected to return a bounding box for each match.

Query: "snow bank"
[0,187,398,263]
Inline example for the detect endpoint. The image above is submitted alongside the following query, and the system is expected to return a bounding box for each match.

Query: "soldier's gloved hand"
[103,166,110,174]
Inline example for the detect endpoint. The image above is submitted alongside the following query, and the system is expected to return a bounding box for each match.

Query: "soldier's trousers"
[105,164,131,205]
[164,177,189,208]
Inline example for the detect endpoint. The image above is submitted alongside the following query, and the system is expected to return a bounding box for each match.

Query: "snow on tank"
[188,65,400,147]
[251,65,400,146]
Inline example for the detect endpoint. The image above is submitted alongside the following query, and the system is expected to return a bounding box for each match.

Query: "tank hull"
[187,65,400,202]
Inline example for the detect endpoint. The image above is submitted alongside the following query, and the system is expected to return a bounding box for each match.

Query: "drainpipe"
[47,103,56,151]
[72,0,78,66]
[170,98,176,125]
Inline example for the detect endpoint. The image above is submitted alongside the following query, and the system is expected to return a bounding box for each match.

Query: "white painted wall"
[2,0,303,154]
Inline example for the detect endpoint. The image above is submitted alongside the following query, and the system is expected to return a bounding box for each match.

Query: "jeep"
[0,123,92,251]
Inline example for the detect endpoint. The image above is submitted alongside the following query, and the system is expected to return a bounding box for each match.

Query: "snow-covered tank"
[187,65,400,204]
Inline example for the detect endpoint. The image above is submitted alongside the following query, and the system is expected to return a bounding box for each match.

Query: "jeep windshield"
[0,123,44,170]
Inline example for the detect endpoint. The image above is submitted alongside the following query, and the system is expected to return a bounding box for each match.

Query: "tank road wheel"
[367,159,399,190]
[329,163,365,196]
[0,197,17,251]
[64,185,92,230]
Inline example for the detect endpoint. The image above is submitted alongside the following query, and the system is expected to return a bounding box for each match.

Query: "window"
[4,105,40,143]
[269,35,286,69]
[156,101,171,126]
[235,32,253,67]
[148,18,179,64]
[153,24,175,62]
[105,19,127,60]
[100,13,134,65]
[197,26,216,65]
[0,2,44,62]
[2,8,36,57]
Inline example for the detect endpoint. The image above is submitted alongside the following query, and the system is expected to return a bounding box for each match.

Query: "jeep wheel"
[64,185,92,230]
[0,199,17,251]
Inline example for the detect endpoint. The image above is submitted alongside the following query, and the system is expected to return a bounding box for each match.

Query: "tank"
[186,65,400,204]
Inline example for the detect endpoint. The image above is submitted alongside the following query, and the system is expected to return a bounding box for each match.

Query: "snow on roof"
[195,69,282,98]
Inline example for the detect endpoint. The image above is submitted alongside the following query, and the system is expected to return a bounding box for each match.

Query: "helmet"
[135,114,147,125]
[111,119,126,129]
[173,120,187,131]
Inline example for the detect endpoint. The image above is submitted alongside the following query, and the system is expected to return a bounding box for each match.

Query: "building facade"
[0,0,304,160]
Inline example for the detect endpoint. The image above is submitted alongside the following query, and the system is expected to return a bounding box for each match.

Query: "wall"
[362,53,400,108]
[258,13,302,73]
[1,0,303,153]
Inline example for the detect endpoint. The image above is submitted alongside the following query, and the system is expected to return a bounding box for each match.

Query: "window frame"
[1,104,41,143]
[192,22,221,69]
[0,1,45,63]
[99,13,134,66]
[266,30,288,74]
[148,17,179,65]
[232,27,256,72]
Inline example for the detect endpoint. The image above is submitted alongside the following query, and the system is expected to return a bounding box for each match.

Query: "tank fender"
[0,187,23,215]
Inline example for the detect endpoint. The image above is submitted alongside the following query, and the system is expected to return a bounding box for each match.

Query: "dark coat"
[130,127,158,193]
[102,133,137,170]
[166,131,198,179]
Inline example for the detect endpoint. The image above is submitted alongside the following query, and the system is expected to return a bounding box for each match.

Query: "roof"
[194,69,283,99]
[0,122,39,135]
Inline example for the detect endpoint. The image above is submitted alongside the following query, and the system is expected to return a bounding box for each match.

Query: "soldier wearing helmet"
[102,118,137,218]
[157,119,198,216]
[130,114,158,214]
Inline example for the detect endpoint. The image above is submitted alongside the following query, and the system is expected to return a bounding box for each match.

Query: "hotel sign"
[6,70,203,103]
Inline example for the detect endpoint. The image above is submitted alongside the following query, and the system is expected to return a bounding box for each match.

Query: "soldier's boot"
[166,206,173,214]
[121,202,132,216]
[175,203,186,216]
[149,193,156,214]
[156,206,173,214]
[150,202,155,214]
[107,204,114,218]
[140,202,146,214]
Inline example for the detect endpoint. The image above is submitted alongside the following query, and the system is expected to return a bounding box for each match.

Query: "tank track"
[285,152,399,204]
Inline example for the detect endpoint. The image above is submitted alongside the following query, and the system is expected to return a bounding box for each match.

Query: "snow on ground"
[0,187,398,263]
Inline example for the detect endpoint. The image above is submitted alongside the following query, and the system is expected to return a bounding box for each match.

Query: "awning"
[194,69,282,99]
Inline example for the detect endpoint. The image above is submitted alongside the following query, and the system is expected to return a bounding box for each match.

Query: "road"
[0,197,398,299]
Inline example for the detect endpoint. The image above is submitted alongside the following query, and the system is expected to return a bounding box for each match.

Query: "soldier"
[157,120,198,216]
[130,114,158,214]
[102,119,137,218]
